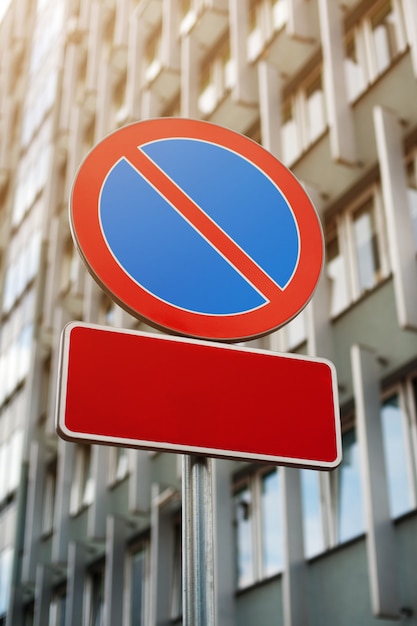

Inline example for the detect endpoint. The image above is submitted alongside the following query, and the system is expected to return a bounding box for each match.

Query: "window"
[284,309,306,351]
[344,31,366,101]
[326,223,350,317]
[247,0,288,60]
[70,445,95,515]
[60,238,78,294]
[247,0,264,60]
[234,467,283,589]
[272,0,288,31]
[343,0,407,101]
[301,470,325,558]
[406,155,417,247]
[281,99,300,165]
[0,548,13,617]
[280,68,327,165]
[325,187,388,317]
[128,542,150,626]
[198,37,235,116]
[334,429,365,543]
[108,446,129,485]
[381,388,416,517]
[352,198,382,293]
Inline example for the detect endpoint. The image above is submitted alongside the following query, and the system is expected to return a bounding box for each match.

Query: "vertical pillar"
[258,61,282,159]
[65,542,87,626]
[33,565,52,626]
[103,516,128,626]
[229,0,258,104]
[181,34,199,118]
[351,344,399,619]
[317,0,356,165]
[374,106,417,330]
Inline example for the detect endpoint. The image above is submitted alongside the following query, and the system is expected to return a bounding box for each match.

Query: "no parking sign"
[70,118,323,341]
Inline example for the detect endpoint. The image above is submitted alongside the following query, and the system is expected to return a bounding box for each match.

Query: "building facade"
[1,0,417,624]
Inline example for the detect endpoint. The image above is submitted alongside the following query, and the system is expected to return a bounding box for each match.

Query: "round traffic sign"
[70,118,323,341]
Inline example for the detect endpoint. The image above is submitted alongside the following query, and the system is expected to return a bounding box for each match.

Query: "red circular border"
[70,118,323,341]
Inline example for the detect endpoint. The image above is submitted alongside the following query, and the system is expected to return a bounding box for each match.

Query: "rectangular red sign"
[56,323,341,469]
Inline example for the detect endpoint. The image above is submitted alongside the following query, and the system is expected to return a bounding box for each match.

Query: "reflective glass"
[301,470,324,558]
[234,486,254,587]
[338,429,364,543]
[381,394,412,517]
[353,199,381,293]
[261,469,282,576]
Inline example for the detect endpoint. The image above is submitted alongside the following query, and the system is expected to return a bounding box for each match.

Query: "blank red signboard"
[56,323,341,469]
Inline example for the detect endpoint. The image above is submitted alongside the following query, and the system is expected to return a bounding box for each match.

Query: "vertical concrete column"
[229,0,257,104]
[317,0,357,165]
[33,565,52,626]
[374,106,417,330]
[351,344,399,619]
[181,34,199,118]
[86,0,103,93]
[258,61,282,159]
[281,467,309,626]
[64,542,87,626]
[125,9,144,121]
[21,442,45,584]
[103,516,128,626]
[52,439,75,564]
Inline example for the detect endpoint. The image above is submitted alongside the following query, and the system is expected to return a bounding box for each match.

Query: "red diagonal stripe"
[123,145,285,303]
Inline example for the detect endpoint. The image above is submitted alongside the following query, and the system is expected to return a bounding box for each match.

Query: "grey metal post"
[182,454,215,626]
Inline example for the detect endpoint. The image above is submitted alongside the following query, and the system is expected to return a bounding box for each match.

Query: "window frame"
[233,466,283,590]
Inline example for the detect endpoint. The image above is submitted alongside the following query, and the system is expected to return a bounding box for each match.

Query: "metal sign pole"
[182,454,215,626]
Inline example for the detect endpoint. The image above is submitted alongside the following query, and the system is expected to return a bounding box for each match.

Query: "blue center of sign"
[99,138,299,315]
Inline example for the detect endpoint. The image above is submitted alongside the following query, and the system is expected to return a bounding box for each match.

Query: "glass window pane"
[0,548,13,616]
[326,229,349,316]
[301,470,324,558]
[281,100,299,165]
[338,429,364,543]
[305,74,326,143]
[272,0,288,31]
[261,469,283,576]
[352,199,381,293]
[406,160,417,247]
[344,32,366,101]
[381,393,412,517]
[247,0,263,60]
[371,1,401,76]
[234,486,254,587]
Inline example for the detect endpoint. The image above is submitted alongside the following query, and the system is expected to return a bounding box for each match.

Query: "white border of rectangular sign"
[56,322,342,469]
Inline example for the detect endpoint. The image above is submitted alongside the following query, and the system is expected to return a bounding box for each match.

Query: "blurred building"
[1,0,417,624]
